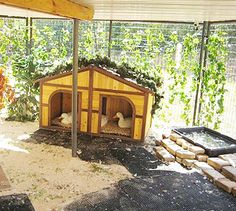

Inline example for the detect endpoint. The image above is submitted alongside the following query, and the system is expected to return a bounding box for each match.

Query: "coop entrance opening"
[100,96,134,137]
[49,91,80,129]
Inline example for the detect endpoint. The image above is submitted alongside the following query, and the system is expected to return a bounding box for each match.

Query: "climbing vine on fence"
[199,31,228,129]
[164,32,200,125]
[0,18,229,127]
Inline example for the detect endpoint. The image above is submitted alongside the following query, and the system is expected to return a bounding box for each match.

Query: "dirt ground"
[0,119,132,210]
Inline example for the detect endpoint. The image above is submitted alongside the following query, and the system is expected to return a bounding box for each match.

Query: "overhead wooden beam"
[0,0,93,20]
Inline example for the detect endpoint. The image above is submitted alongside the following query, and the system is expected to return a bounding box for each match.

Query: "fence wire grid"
[0,17,236,139]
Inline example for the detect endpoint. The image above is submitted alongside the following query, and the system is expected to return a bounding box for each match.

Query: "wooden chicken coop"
[39,65,154,141]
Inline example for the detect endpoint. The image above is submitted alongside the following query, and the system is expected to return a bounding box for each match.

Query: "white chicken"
[101,115,108,127]
[59,112,72,125]
[113,112,132,128]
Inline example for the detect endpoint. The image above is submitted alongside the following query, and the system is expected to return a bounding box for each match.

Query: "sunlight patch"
[17,134,30,140]
[0,135,28,153]
[149,162,197,174]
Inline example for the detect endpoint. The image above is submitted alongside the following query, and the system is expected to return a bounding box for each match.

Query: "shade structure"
[74,0,236,22]
[0,4,61,18]
[0,0,93,20]
[0,0,94,157]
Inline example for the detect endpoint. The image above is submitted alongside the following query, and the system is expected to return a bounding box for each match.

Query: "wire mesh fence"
[209,23,236,139]
[0,17,236,138]
[110,21,202,127]
[0,17,27,68]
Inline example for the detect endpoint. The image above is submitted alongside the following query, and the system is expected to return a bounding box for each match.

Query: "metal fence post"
[25,17,33,55]
[108,20,112,58]
[197,22,210,124]
[72,19,79,157]
[192,21,207,125]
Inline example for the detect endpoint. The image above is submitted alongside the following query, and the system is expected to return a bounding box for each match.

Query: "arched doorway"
[48,90,81,129]
[99,95,135,138]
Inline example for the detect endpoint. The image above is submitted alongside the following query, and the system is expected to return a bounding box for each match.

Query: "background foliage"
[0,18,230,133]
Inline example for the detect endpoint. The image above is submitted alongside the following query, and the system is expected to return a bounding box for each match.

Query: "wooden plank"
[41,106,49,126]
[93,88,144,96]
[134,117,142,140]
[80,111,88,132]
[91,112,99,134]
[0,0,94,20]
[145,93,154,136]
[93,91,144,116]
[92,66,152,94]
[87,69,94,133]
[141,93,148,140]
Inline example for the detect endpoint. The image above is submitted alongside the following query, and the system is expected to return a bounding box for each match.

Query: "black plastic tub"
[173,126,236,157]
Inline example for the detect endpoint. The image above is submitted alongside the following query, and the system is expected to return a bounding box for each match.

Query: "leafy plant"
[6,56,40,121]
[198,30,228,129]
[164,32,200,125]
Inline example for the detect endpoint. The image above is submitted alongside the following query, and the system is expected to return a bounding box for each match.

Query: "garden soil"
[0,119,132,210]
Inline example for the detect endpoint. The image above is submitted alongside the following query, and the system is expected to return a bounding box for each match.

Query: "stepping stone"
[162,130,171,139]
[176,138,185,146]
[232,187,236,197]
[182,159,196,168]
[182,141,194,150]
[196,154,208,162]
[162,139,176,148]
[0,166,11,191]
[219,154,236,167]
[188,145,205,155]
[155,139,162,146]
[202,168,225,182]
[165,144,182,156]
[154,146,175,162]
[207,158,231,171]
[176,149,195,159]
[215,178,236,193]
[222,166,236,181]
[194,161,214,170]
[170,133,181,142]
[219,153,236,160]
[175,157,183,164]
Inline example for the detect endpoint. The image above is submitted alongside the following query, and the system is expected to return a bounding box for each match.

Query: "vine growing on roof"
[49,55,163,115]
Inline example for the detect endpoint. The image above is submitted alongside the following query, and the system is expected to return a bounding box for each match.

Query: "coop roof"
[37,65,154,94]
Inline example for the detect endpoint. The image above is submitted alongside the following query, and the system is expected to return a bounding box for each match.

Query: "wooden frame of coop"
[38,65,154,141]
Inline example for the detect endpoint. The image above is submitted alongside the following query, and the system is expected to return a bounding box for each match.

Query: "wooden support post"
[72,19,79,157]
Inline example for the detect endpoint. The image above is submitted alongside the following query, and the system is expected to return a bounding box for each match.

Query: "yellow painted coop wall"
[91,70,146,140]
[145,93,154,136]
[40,67,153,141]
[40,70,90,129]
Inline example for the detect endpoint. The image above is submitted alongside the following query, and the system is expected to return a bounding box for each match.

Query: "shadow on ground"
[65,171,236,211]
[27,129,236,210]
[0,194,35,211]
[66,136,236,211]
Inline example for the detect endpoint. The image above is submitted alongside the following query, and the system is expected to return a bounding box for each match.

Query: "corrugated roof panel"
[74,0,236,22]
